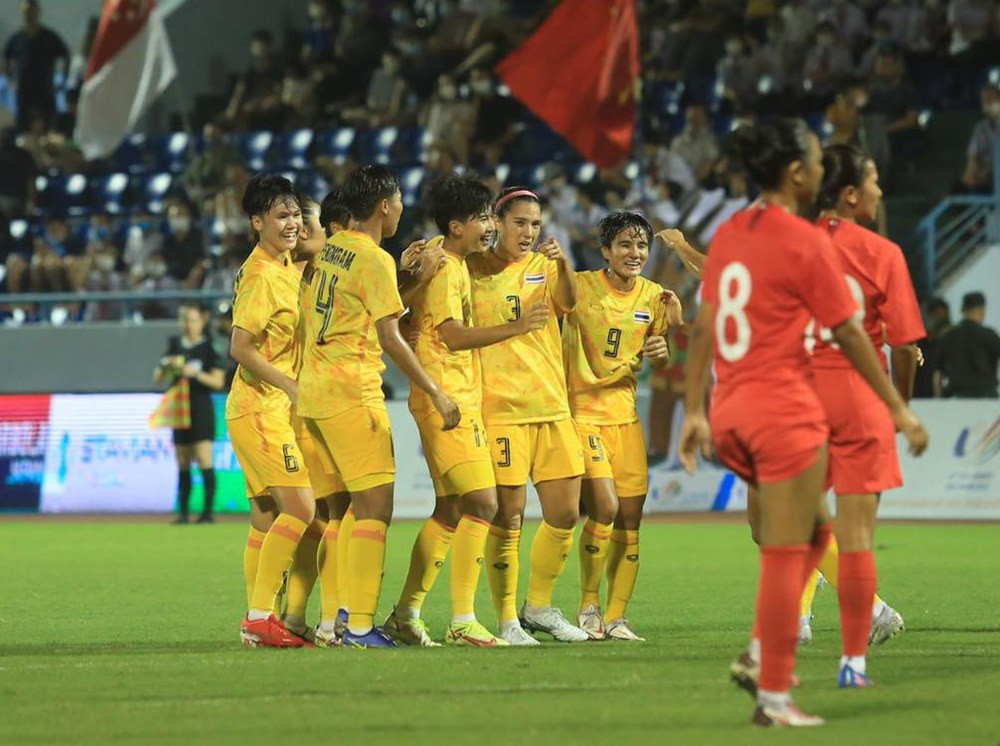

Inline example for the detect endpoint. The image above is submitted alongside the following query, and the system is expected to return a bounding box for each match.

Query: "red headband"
[494,189,539,211]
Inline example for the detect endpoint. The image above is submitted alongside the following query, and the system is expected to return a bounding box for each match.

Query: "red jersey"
[702,204,858,395]
[809,217,926,370]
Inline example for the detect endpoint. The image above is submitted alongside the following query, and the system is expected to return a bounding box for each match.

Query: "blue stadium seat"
[160,132,192,173]
[92,173,131,215]
[113,133,152,174]
[296,170,331,201]
[274,128,314,169]
[239,131,274,171]
[493,163,511,185]
[7,218,32,255]
[398,166,425,204]
[33,174,86,217]
[395,127,431,164]
[143,172,173,213]
[315,127,356,160]
[64,174,90,217]
[359,127,400,164]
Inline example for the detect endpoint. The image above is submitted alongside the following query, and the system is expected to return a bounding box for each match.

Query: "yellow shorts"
[488,419,584,486]
[308,406,395,492]
[576,420,649,497]
[417,412,496,498]
[293,415,347,498]
[228,412,312,499]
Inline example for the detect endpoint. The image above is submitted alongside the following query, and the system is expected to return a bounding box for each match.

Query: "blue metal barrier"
[917,139,1000,293]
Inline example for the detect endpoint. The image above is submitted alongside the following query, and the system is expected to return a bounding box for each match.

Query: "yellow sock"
[450,515,490,620]
[243,527,266,610]
[526,521,573,608]
[347,519,388,633]
[249,514,308,614]
[283,518,325,624]
[318,518,341,623]
[605,529,639,622]
[396,517,455,617]
[815,535,884,609]
[486,526,521,624]
[338,508,355,612]
[579,519,613,609]
[801,569,821,617]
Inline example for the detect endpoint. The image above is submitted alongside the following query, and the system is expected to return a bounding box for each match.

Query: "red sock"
[757,544,809,692]
[838,550,877,657]
[803,523,833,586]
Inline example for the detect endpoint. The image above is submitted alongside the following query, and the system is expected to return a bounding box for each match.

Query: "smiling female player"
[467,186,589,645]
[562,211,682,641]
[678,120,928,726]
[227,174,315,648]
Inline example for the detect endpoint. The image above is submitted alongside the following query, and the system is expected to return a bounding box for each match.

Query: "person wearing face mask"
[182,123,241,211]
[163,201,207,287]
[423,74,476,165]
[342,50,410,127]
[135,250,181,320]
[958,84,1000,193]
[857,19,893,78]
[820,0,868,56]
[717,35,758,110]
[470,67,519,167]
[81,241,126,321]
[154,304,226,524]
[224,29,285,130]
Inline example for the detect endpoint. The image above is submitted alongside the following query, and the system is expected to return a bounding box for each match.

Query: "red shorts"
[813,366,901,494]
[710,381,829,487]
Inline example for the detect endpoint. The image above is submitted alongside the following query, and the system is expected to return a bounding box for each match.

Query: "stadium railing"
[1,289,232,324]
[917,139,1000,292]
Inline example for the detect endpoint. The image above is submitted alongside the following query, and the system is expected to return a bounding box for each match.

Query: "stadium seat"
[161,132,192,173]
[398,167,425,204]
[92,173,131,215]
[113,133,152,174]
[239,131,274,171]
[315,127,356,160]
[33,174,87,217]
[143,172,173,213]
[7,218,32,255]
[395,127,432,164]
[360,127,400,164]
[274,129,314,169]
[296,170,331,201]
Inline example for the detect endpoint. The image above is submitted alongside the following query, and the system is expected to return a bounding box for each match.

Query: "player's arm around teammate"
[564,212,680,641]
[226,175,316,648]
[467,187,590,645]
[386,174,548,648]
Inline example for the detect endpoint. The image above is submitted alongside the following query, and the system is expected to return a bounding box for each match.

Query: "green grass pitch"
[2,519,998,745]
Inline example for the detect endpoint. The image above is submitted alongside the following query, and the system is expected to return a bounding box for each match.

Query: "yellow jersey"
[225,245,302,420]
[408,251,481,418]
[467,250,570,425]
[297,230,404,419]
[563,271,671,425]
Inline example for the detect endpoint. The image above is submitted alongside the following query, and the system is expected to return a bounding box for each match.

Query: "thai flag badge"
[525,273,546,284]
[634,310,651,323]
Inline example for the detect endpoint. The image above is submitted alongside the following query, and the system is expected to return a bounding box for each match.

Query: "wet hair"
[241,173,299,219]
[817,144,869,210]
[494,186,540,218]
[727,119,812,191]
[343,164,400,221]
[598,211,653,249]
[320,187,352,234]
[423,173,493,234]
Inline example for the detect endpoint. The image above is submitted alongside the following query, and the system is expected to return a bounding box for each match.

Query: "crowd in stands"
[0,0,999,326]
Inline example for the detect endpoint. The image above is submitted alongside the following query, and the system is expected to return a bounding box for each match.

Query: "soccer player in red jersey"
[801,144,926,684]
[678,120,928,727]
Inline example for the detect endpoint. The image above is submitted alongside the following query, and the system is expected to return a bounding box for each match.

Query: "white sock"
[749,637,761,662]
[400,607,421,620]
[452,613,476,624]
[318,620,338,635]
[840,654,866,674]
[758,689,790,710]
[247,609,270,622]
[347,625,373,636]
[872,599,887,619]
[499,620,522,634]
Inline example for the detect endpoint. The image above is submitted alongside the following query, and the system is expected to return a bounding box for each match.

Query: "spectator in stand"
[182,123,242,211]
[906,0,951,55]
[469,66,519,167]
[3,0,69,131]
[80,240,126,321]
[0,127,36,219]
[224,30,285,131]
[20,234,65,292]
[716,34,758,111]
[778,0,818,65]
[133,250,182,320]
[750,16,790,98]
[857,19,894,78]
[670,103,719,184]
[202,244,244,295]
[213,163,252,240]
[820,0,870,56]
[958,84,1000,193]
[279,62,319,128]
[17,111,84,173]
[866,44,920,161]
[876,0,919,45]
[66,15,98,92]
[122,212,166,286]
[947,0,998,66]
[914,296,952,398]
[162,201,207,287]
[422,73,476,165]
[934,292,1000,398]
[803,21,854,98]
[301,0,337,66]
[342,50,410,127]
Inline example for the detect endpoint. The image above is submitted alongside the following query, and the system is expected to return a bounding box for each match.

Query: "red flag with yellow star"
[497,0,640,168]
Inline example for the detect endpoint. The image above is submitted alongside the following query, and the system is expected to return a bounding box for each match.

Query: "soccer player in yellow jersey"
[227,174,315,648]
[467,186,589,645]
[297,165,460,648]
[383,174,549,648]
[564,212,682,641]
